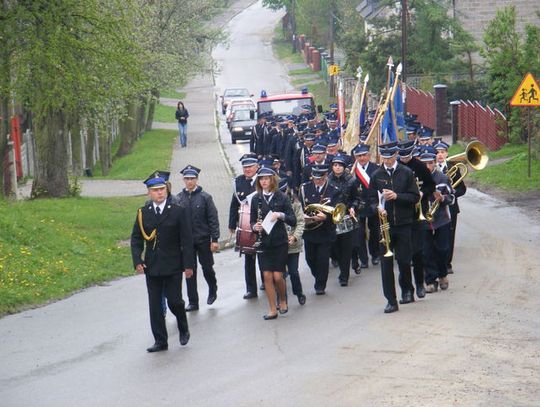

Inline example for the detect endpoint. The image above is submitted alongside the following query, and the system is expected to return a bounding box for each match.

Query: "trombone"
[426,141,489,222]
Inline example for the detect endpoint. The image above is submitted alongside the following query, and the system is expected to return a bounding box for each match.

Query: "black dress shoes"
[207,293,217,305]
[179,331,190,346]
[360,261,369,269]
[417,285,426,298]
[263,313,278,320]
[371,257,380,266]
[384,303,399,313]
[297,293,306,305]
[147,343,168,353]
[259,283,265,291]
[185,303,199,312]
[339,280,348,287]
[399,292,414,304]
[353,266,362,275]
[315,289,326,295]
[243,292,257,299]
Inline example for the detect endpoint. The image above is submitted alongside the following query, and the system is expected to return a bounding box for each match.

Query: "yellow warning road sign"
[510,73,540,107]
[328,65,340,76]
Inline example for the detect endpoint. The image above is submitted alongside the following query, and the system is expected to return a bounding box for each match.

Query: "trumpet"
[415,179,426,221]
[304,202,346,231]
[377,190,393,258]
[378,210,394,258]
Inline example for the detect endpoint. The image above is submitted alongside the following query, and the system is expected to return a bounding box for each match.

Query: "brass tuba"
[304,203,347,231]
[425,140,489,222]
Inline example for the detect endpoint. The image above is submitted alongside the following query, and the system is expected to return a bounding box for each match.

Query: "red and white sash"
[353,162,370,189]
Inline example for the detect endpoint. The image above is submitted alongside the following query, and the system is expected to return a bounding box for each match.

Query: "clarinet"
[253,193,263,253]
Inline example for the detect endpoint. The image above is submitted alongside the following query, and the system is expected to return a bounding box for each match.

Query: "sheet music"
[262,210,277,234]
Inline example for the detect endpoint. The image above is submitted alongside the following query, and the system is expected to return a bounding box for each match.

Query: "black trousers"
[380,224,413,305]
[244,253,258,294]
[286,253,303,295]
[352,215,380,267]
[305,240,331,291]
[423,223,451,285]
[448,212,458,268]
[411,221,425,288]
[331,231,353,283]
[146,273,188,345]
[186,240,217,306]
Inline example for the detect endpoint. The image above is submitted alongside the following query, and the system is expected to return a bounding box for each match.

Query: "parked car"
[220,88,252,114]
[229,109,256,144]
[225,99,256,127]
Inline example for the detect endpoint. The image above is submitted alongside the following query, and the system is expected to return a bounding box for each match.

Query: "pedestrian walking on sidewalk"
[176,101,189,147]
[131,172,194,352]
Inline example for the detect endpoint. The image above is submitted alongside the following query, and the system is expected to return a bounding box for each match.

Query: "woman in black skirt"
[251,167,296,320]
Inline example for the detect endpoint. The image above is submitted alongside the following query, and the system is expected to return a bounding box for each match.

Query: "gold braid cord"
[137,208,157,242]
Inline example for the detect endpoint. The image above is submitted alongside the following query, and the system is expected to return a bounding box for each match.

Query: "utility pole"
[329,12,335,98]
[401,0,408,111]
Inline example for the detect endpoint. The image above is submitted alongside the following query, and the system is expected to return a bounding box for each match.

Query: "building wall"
[454,0,540,46]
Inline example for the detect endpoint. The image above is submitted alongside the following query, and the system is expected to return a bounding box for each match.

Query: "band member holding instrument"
[131,172,194,352]
[328,153,357,286]
[302,143,330,184]
[176,165,220,312]
[435,140,466,274]
[369,143,420,313]
[285,181,307,305]
[229,153,260,299]
[299,165,341,295]
[421,148,454,292]
[350,144,381,271]
[398,140,436,299]
[251,167,296,320]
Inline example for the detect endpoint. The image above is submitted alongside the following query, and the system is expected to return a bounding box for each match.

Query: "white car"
[220,88,253,114]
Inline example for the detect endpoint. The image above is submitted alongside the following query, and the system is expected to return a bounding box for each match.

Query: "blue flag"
[394,81,405,130]
[381,103,397,143]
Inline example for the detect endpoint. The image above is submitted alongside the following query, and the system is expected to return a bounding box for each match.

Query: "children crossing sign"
[510,73,540,107]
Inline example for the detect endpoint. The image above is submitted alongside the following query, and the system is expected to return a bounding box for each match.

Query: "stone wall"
[454,0,540,46]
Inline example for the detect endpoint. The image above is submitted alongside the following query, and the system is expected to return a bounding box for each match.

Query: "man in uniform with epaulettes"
[250,113,269,158]
[302,143,330,184]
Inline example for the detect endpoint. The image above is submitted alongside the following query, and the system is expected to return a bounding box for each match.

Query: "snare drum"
[335,215,358,235]
[235,202,257,254]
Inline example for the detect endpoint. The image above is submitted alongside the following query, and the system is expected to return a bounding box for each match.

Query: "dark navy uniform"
[368,152,419,311]
[229,173,259,296]
[299,176,341,293]
[131,193,194,350]
[177,184,219,308]
[328,164,357,285]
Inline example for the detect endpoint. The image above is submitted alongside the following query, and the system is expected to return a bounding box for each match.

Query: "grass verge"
[154,103,177,123]
[160,89,186,99]
[97,129,177,180]
[0,196,144,315]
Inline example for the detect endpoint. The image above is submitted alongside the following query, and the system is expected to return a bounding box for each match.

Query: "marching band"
[132,104,487,351]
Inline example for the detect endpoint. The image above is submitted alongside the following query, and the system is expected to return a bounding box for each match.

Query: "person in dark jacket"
[229,153,260,299]
[420,150,454,293]
[250,114,268,157]
[176,165,220,311]
[175,101,189,148]
[299,164,341,295]
[251,167,296,320]
[328,153,357,286]
[398,140,436,299]
[435,141,466,274]
[131,172,194,352]
[368,143,420,314]
[350,144,380,271]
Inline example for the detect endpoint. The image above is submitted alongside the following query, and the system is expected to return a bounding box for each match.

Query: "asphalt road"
[1,1,540,406]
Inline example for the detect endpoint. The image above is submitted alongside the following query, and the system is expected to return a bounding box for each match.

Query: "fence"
[405,86,436,130]
[455,100,508,150]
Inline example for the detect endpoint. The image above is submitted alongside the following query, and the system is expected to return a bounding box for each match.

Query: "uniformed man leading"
[131,172,194,352]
